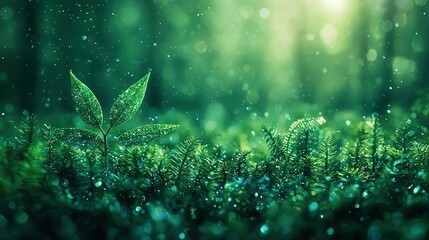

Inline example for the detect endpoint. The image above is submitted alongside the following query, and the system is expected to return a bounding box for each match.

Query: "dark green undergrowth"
[1,71,429,239]
[1,109,429,240]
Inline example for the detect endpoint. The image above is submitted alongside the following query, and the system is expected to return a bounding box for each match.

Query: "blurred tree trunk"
[375,0,396,114]
[144,0,162,109]
[415,4,429,90]
[358,0,370,112]
[359,0,395,114]
[295,1,312,103]
[17,1,40,112]
[0,1,18,111]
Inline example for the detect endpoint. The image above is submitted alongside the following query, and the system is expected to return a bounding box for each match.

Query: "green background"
[1,0,428,124]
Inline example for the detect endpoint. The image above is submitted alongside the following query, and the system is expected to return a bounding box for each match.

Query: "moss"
[1,109,429,239]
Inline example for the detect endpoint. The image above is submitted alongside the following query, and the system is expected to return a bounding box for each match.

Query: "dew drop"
[260,224,269,235]
[95,181,102,187]
[413,185,421,194]
[308,202,318,212]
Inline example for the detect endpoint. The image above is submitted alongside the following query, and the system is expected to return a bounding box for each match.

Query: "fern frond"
[294,129,320,188]
[318,136,339,178]
[121,145,163,191]
[394,119,416,172]
[14,111,37,158]
[233,149,252,178]
[169,137,200,190]
[17,152,46,197]
[195,145,225,184]
[208,145,230,185]
[413,141,429,171]
[261,126,287,162]
[42,124,56,170]
[284,117,325,151]
[262,118,325,189]
[349,123,367,171]
[366,113,385,179]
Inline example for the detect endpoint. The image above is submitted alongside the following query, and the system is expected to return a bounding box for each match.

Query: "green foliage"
[15,111,37,157]
[56,71,178,172]
[366,113,385,179]
[70,71,103,128]
[318,135,339,179]
[2,108,429,239]
[261,126,287,162]
[117,124,179,147]
[55,128,103,148]
[110,72,150,128]
[262,117,325,188]
[169,137,200,190]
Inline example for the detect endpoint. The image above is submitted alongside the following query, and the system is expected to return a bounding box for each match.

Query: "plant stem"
[103,132,109,173]
[98,125,109,174]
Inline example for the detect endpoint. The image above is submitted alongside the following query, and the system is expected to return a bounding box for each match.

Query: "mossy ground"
[1,109,429,239]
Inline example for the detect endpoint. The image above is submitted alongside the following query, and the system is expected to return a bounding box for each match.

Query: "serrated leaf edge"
[70,70,103,128]
[109,72,150,128]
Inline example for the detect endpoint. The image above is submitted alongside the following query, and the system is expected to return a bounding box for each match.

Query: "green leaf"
[55,128,103,148]
[109,72,151,128]
[70,71,103,128]
[117,124,179,146]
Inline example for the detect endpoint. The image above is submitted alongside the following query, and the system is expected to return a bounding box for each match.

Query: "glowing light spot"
[317,116,326,125]
[119,5,140,26]
[95,181,102,187]
[259,8,270,19]
[194,41,208,53]
[260,224,269,235]
[366,49,377,62]
[309,202,319,212]
[323,0,347,13]
[381,20,393,32]
[0,7,14,20]
[15,211,28,224]
[413,185,421,194]
[320,23,338,46]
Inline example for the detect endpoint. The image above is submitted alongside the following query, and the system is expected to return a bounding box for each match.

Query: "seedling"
[55,70,178,171]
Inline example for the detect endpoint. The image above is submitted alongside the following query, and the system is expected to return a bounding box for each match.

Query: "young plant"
[55,70,178,172]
